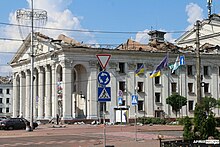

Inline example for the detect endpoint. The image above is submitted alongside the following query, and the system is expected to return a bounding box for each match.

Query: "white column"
[45,65,52,119]
[88,68,98,119]
[51,63,57,118]
[62,64,72,120]
[38,67,44,119]
[33,70,38,120]
[12,73,18,118]
[19,72,25,117]
[25,71,30,120]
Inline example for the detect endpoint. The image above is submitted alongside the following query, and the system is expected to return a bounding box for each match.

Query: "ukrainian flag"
[150,71,161,78]
[150,55,168,78]
[135,64,144,76]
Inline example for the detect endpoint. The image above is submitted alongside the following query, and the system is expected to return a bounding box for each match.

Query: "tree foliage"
[183,116,194,141]
[193,103,219,140]
[201,96,217,114]
[166,93,187,117]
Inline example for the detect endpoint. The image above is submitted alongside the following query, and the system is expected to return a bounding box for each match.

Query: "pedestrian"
[56,114,59,125]
[123,111,127,124]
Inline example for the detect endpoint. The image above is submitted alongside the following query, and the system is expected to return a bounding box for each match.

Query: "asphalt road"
[0,124,183,147]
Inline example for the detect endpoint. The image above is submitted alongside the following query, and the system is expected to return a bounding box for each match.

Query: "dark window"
[187,65,193,76]
[137,82,144,92]
[0,98,2,104]
[119,62,125,73]
[189,100,194,111]
[6,107,9,113]
[188,83,193,93]
[219,67,220,76]
[0,89,2,94]
[0,108,2,113]
[6,89,10,94]
[120,100,125,106]
[204,66,209,76]
[155,93,161,103]
[171,83,177,93]
[119,81,126,92]
[6,98,10,104]
[155,77,160,85]
[138,100,144,111]
[204,83,209,93]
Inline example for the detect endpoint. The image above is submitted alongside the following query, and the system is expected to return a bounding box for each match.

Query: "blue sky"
[0,0,219,75]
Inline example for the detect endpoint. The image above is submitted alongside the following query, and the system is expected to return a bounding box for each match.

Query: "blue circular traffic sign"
[98,71,110,86]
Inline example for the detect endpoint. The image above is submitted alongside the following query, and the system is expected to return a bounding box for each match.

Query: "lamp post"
[16,0,47,131]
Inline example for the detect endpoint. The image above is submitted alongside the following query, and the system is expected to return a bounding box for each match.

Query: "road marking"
[0,139,100,146]
[45,141,57,144]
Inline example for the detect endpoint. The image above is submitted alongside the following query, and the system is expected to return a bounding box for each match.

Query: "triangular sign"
[96,54,111,70]
[118,97,123,105]
[99,88,111,99]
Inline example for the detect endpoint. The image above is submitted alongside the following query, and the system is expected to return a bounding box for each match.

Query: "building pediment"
[176,13,220,51]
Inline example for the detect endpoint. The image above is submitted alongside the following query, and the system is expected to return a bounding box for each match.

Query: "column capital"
[61,59,73,69]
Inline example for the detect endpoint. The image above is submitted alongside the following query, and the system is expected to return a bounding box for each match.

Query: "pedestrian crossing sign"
[98,87,111,102]
[118,97,123,105]
[131,95,138,106]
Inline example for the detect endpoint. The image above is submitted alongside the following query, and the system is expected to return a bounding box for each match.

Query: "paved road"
[0,124,183,147]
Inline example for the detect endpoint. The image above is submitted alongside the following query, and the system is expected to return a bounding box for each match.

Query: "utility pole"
[207,0,212,19]
[196,20,201,104]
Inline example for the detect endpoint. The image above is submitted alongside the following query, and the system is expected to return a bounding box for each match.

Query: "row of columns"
[13,64,57,120]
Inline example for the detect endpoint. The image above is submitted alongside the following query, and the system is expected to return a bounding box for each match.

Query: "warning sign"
[98,87,111,102]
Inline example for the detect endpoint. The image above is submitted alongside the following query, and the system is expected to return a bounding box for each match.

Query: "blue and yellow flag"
[150,55,168,78]
[150,71,161,78]
[135,64,144,76]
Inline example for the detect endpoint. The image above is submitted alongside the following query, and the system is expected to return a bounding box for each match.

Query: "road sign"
[118,90,123,97]
[96,54,111,69]
[180,55,185,65]
[98,71,110,86]
[118,97,123,105]
[98,87,111,102]
[131,95,138,106]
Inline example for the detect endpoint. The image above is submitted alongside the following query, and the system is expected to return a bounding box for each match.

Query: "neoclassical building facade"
[10,31,220,123]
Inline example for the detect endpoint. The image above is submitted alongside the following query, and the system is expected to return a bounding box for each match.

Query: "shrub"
[183,116,194,141]
[137,117,167,125]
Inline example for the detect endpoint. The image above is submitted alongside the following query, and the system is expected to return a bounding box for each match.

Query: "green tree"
[193,103,219,140]
[201,96,217,114]
[183,116,194,141]
[166,93,187,117]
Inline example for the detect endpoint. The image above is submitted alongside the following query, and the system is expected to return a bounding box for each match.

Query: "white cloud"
[0,0,96,75]
[135,29,150,44]
[185,3,204,30]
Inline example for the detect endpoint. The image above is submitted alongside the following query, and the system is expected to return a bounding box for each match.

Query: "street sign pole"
[103,103,106,147]
[96,54,111,147]
[135,105,137,141]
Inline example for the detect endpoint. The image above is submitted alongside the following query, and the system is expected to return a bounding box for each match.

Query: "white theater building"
[10,28,220,123]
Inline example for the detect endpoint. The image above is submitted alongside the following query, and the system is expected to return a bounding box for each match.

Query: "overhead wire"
[0,22,189,35]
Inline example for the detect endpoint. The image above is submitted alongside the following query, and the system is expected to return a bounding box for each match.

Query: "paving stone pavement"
[0,124,183,147]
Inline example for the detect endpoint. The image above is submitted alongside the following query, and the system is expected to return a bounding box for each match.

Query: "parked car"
[0,117,7,122]
[0,118,38,130]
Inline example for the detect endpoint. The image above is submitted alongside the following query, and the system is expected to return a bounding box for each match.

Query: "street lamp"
[16,0,47,131]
